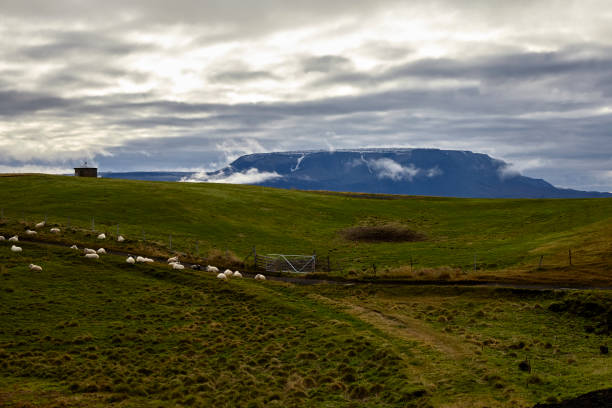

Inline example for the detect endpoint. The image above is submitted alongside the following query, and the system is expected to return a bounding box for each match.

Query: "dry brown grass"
[383,265,462,280]
[339,223,425,243]
[205,248,243,268]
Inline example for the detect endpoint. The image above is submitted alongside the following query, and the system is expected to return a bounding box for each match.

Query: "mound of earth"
[534,388,612,408]
[340,224,425,242]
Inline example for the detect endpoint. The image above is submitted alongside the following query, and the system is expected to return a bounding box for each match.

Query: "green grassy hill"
[1,174,611,407]
[1,174,610,283]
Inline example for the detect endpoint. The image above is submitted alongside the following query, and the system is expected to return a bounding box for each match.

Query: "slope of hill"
[1,225,610,407]
[1,174,611,407]
[0,174,610,284]
[190,149,611,198]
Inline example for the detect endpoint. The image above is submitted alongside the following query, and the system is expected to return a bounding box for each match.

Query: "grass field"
[0,175,610,407]
[0,240,610,407]
[0,174,611,283]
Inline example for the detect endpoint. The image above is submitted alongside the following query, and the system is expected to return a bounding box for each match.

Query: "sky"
[0,0,611,192]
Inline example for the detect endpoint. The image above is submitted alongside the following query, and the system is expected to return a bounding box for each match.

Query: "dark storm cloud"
[314,45,612,91]
[17,30,152,60]
[0,89,72,116]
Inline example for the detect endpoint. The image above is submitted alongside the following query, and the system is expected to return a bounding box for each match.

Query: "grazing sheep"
[206,265,219,273]
[233,271,242,278]
[85,253,99,259]
[29,264,42,272]
[224,269,233,277]
[35,221,45,228]
[254,274,266,281]
[70,245,79,250]
[25,229,37,236]
[126,255,135,264]
[97,248,106,255]
[137,256,153,263]
[117,235,125,242]
[11,245,22,252]
[8,235,18,242]
[167,256,179,263]
[143,257,154,263]
[84,248,96,254]
[97,233,106,240]
[0,236,5,241]
[190,264,203,270]
[216,273,227,280]
[50,228,60,233]
[172,263,184,270]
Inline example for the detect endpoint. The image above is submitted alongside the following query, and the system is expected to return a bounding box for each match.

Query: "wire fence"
[1,208,584,276]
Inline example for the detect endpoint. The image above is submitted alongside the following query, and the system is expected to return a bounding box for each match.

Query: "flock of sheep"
[1,221,266,282]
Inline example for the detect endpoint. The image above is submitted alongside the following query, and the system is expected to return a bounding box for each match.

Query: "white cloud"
[367,158,420,181]
[181,168,281,184]
[426,166,443,177]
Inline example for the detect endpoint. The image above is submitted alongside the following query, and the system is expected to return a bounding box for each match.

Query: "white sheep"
[137,256,152,263]
[167,256,179,263]
[254,274,266,281]
[11,245,22,252]
[0,236,5,241]
[35,221,45,228]
[206,265,219,273]
[224,269,233,277]
[50,227,60,233]
[85,253,99,259]
[172,263,184,270]
[25,229,37,236]
[29,264,42,272]
[97,248,106,255]
[216,273,227,280]
[126,255,135,264]
[84,248,96,254]
[143,257,154,263]
[97,233,106,240]
[233,271,242,278]
[8,235,18,242]
[117,235,125,242]
[70,245,79,250]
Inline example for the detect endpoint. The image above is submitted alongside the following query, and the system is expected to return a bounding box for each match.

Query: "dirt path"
[308,293,473,357]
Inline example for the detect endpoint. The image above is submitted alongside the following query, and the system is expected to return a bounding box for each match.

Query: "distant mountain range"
[102,149,611,198]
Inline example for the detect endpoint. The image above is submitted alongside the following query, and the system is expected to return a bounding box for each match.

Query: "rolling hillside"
[0,174,611,284]
[1,174,611,407]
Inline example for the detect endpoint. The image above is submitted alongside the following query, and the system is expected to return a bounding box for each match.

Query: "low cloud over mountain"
[181,149,611,198]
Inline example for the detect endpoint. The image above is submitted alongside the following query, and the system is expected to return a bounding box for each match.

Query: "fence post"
[116,224,119,237]
[142,229,146,242]
[253,246,257,268]
[196,240,199,256]
[67,217,71,228]
[44,214,47,224]
[169,234,172,250]
[1,208,3,219]
[568,249,572,266]
[474,254,477,272]
[538,255,543,270]
[92,217,95,231]
[327,255,331,272]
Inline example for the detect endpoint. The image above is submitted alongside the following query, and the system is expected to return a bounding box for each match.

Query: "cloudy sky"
[1,0,611,191]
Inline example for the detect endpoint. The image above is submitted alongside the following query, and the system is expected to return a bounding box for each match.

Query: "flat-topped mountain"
[193,148,610,198]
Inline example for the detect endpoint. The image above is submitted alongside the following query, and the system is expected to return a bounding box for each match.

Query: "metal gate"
[255,254,316,273]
